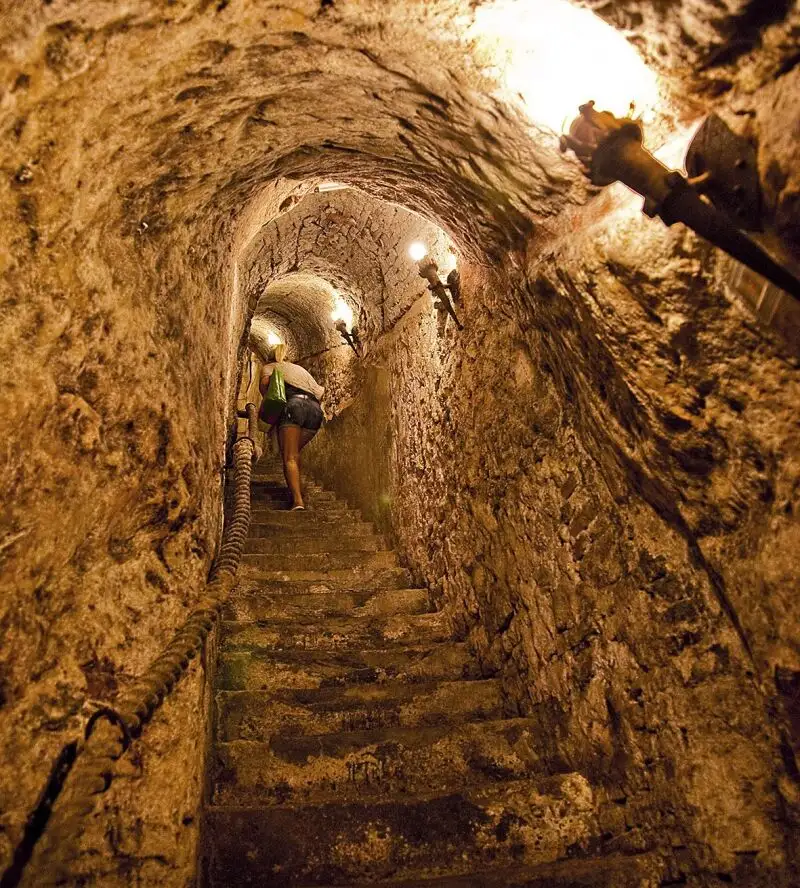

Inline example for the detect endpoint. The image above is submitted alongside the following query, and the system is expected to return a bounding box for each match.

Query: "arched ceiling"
[4,0,795,331]
[245,188,456,359]
[4,0,795,272]
[251,272,338,359]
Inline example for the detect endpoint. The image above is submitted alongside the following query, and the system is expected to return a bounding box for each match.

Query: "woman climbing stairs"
[201,458,658,886]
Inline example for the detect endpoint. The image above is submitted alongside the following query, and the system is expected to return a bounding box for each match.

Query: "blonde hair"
[270,343,288,363]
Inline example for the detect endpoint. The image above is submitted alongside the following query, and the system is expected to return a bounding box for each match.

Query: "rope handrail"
[1,403,260,888]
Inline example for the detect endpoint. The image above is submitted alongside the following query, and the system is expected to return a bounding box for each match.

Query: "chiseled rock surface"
[308,201,800,881]
[204,458,668,886]
[1,0,798,884]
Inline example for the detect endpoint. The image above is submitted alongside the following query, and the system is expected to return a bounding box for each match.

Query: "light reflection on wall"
[331,294,355,332]
[468,0,661,133]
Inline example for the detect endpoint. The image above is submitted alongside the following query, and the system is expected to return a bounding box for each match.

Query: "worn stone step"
[250,473,335,496]
[248,521,376,539]
[249,510,363,527]
[212,718,541,806]
[246,524,380,544]
[243,536,386,556]
[239,564,413,590]
[216,679,504,742]
[251,479,329,489]
[251,496,339,512]
[232,575,417,598]
[252,464,292,477]
[314,853,665,887]
[252,477,325,488]
[242,551,397,572]
[250,505,356,520]
[204,774,597,886]
[249,503,342,517]
[223,589,432,622]
[220,612,446,653]
[217,643,479,691]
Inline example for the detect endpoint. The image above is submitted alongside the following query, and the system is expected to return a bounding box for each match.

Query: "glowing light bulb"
[409,242,428,262]
[331,294,354,332]
[266,331,282,347]
[468,0,659,133]
[440,251,458,275]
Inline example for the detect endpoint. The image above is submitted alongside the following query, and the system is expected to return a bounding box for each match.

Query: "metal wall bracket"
[335,319,361,356]
[418,258,463,330]
[559,102,800,302]
[685,114,762,231]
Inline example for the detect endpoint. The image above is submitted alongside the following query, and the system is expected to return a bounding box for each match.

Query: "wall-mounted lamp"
[266,331,282,347]
[334,318,361,355]
[409,242,463,330]
[331,295,360,356]
[560,102,800,302]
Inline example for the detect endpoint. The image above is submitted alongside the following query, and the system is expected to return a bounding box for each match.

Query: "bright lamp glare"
[331,295,354,331]
[266,331,282,347]
[469,0,659,132]
[409,241,428,261]
[440,251,458,275]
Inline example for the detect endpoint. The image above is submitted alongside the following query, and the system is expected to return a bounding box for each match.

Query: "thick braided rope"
[21,431,255,886]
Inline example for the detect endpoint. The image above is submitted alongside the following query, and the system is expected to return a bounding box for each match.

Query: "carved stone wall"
[1,0,798,884]
[306,211,800,880]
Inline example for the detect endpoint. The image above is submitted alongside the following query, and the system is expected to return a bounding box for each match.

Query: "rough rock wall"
[304,361,395,534]
[301,83,800,887]
[0,200,238,880]
[0,0,576,877]
[1,0,798,883]
[307,232,799,880]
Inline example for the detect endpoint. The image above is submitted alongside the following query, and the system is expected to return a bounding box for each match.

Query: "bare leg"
[278,425,304,509]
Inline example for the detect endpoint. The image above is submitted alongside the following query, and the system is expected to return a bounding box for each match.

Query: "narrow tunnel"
[1,1,800,885]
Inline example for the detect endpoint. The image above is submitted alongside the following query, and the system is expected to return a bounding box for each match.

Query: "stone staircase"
[201,457,659,887]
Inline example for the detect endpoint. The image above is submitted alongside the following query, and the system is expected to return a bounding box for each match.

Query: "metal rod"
[659,184,800,301]
[561,103,800,303]
[418,259,463,330]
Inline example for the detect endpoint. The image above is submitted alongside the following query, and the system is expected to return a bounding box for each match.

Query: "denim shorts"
[279,394,323,433]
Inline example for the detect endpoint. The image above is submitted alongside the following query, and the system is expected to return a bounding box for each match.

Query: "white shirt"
[264,361,324,401]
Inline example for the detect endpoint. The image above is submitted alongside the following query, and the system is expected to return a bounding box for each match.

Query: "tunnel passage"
[244,188,457,361]
[251,272,342,360]
[1,0,800,885]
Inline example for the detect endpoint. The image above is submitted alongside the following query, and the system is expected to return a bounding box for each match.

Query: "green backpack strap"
[260,367,287,424]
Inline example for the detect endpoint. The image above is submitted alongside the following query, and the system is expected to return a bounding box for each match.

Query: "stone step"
[203,774,597,886]
[223,589,432,622]
[252,465,291,478]
[251,478,325,489]
[216,679,504,742]
[232,576,417,598]
[220,612,447,653]
[250,484,329,497]
[246,523,379,541]
[249,510,363,527]
[250,504,356,519]
[239,564,413,590]
[217,643,479,691]
[242,551,397,572]
[211,718,541,807]
[312,854,665,887]
[250,496,339,512]
[249,503,343,517]
[243,536,386,555]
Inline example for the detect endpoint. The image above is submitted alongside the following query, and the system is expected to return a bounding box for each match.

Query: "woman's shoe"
[291,504,306,511]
